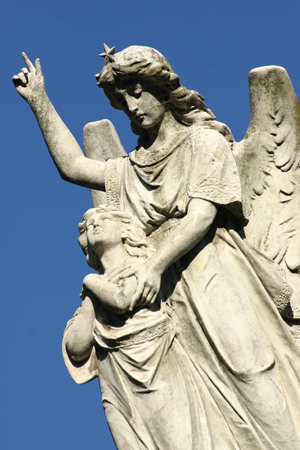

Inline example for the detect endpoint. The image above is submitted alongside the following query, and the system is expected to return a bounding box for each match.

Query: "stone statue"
[63,205,226,448]
[13,45,300,449]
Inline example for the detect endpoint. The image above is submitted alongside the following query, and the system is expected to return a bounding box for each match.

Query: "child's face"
[86,213,122,255]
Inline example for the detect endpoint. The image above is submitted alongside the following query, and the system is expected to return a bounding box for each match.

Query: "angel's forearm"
[30,91,105,188]
[149,199,217,274]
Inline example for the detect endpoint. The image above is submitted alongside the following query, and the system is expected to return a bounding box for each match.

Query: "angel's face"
[86,213,122,255]
[112,81,165,129]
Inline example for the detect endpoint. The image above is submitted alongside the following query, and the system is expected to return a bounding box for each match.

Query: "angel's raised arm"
[13,53,106,189]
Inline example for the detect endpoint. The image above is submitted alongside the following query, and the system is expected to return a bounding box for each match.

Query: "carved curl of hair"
[78,205,151,272]
[97,46,216,135]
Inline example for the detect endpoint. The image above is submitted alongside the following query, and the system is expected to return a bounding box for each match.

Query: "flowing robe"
[64,124,300,449]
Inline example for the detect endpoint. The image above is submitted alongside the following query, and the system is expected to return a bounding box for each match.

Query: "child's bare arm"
[64,296,95,362]
[82,273,136,314]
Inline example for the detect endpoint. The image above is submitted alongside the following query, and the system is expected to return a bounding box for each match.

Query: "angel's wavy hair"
[78,205,151,272]
[97,46,220,136]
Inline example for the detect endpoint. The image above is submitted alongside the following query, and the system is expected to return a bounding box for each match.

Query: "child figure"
[63,206,207,450]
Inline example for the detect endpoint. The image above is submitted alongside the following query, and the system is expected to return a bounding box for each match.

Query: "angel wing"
[233,66,300,323]
[83,119,127,206]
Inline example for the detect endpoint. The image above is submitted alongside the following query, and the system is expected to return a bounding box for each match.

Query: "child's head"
[78,205,151,271]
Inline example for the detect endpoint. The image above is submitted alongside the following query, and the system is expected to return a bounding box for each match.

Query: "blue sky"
[2,1,300,449]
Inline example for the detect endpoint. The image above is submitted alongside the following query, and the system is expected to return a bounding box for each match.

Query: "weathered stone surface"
[83,119,126,206]
[13,45,300,449]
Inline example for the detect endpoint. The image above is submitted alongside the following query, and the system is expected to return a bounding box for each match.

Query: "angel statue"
[13,45,300,449]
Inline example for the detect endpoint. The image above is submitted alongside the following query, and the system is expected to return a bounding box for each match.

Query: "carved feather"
[233,66,300,318]
[83,119,127,207]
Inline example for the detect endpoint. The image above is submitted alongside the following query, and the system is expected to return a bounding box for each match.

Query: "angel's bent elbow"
[57,160,85,185]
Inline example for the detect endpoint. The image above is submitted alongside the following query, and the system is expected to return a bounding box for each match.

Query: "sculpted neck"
[144,110,186,149]
[98,243,129,273]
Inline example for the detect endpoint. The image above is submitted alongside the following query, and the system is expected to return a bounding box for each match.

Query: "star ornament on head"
[100,44,116,65]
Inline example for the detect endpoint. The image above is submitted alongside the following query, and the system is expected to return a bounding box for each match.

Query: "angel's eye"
[130,84,142,98]
[133,89,141,98]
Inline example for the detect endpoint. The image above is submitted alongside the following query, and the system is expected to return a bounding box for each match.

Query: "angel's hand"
[110,260,161,311]
[12,53,45,105]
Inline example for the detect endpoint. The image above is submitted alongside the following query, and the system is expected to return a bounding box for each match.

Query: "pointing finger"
[22,52,35,72]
